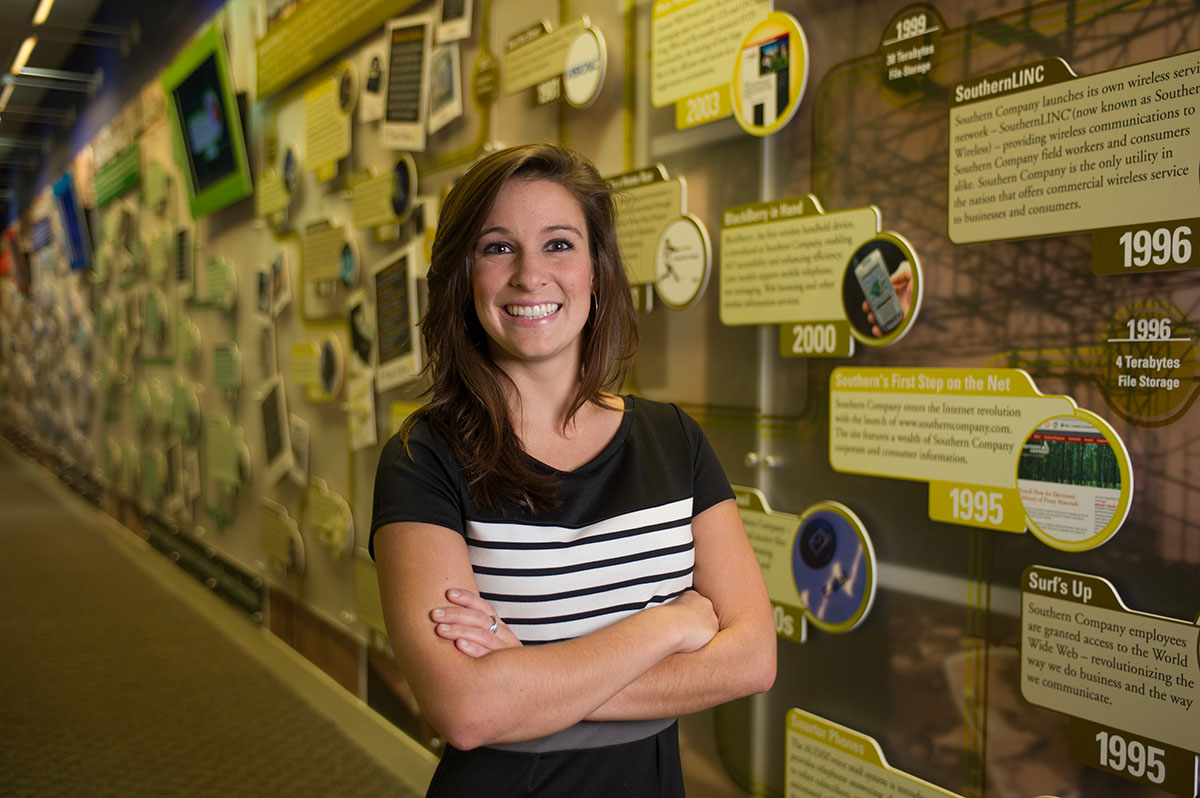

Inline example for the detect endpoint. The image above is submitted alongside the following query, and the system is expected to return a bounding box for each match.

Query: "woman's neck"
[502,365,584,435]
[507,381,623,472]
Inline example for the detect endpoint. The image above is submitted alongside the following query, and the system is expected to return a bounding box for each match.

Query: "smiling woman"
[370,143,776,798]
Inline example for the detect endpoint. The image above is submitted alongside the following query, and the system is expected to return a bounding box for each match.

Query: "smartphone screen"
[853,248,904,333]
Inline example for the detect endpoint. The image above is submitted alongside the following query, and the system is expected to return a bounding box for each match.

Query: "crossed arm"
[372,498,776,750]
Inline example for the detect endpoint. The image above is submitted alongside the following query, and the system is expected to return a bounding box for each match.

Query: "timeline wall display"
[255,252,293,318]
[2,1,1197,797]
[347,289,375,367]
[948,51,1200,271]
[719,195,923,355]
[350,153,418,231]
[304,477,354,560]
[786,709,965,798]
[828,366,1134,551]
[609,165,712,308]
[174,228,193,300]
[735,486,879,643]
[650,0,765,128]
[1021,566,1198,773]
[287,413,310,487]
[503,18,607,109]
[610,165,683,285]
[260,497,305,576]
[304,66,354,181]
[204,414,246,493]
[346,372,378,451]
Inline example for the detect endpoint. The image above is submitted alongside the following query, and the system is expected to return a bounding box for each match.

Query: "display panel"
[371,244,421,391]
[161,23,252,218]
[382,16,431,151]
[258,376,293,486]
[52,173,91,272]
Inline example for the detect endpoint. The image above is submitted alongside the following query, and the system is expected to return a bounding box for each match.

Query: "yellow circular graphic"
[731,12,808,137]
[1015,410,1133,552]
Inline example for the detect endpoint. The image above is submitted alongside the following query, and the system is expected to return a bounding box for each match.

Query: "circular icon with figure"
[791,501,876,633]
[654,215,711,310]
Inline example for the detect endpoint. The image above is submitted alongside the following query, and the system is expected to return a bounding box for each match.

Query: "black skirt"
[425,721,686,798]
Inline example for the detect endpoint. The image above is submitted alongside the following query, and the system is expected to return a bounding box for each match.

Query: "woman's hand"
[433,588,717,658]
[432,588,523,657]
[661,590,719,653]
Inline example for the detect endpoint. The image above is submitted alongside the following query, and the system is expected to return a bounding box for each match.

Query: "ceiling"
[0,0,146,221]
[0,0,224,223]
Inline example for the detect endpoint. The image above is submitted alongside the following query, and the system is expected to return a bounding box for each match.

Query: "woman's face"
[470,177,594,373]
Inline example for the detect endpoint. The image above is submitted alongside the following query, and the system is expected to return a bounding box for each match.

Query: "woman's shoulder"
[379,412,451,467]
[626,393,685,417]
[624,394,701,436]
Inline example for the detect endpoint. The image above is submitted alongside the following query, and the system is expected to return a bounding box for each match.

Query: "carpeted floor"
[0,443,425,798]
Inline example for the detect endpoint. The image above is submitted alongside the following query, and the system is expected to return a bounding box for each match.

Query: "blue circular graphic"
[792,508,872,631]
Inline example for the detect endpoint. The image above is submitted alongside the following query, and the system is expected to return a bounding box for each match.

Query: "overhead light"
[32,0,55,25]
[11,36,37,75]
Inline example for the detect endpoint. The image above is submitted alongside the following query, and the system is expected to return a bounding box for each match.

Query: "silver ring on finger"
[488,615,499,634]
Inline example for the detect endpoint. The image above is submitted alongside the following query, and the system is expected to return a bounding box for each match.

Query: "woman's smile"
[504,302,562,320]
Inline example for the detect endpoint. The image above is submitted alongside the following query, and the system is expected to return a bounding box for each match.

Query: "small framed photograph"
[382,14,433,151]
[372,244,422,390]
[258,375,294,486]
[437,0,472,43]
[428,43,463,134]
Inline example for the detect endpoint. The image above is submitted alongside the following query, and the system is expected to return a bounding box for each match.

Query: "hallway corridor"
[0,440,429,797]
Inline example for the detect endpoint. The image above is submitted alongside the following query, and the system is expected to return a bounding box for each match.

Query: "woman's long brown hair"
[401,143,638,513]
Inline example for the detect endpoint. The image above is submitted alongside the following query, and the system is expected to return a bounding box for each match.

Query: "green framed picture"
[161,23,253,218]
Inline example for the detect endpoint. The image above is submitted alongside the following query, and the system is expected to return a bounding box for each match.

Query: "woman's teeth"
[506,303,560,319]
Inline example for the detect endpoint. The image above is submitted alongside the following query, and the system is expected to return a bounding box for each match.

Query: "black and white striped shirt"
[466,496,698,644]
[372,395,732,643]
[370,395,733,751]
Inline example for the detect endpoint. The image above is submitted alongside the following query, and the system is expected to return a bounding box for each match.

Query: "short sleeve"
[673,404,735,516]
[369,419,466,559]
